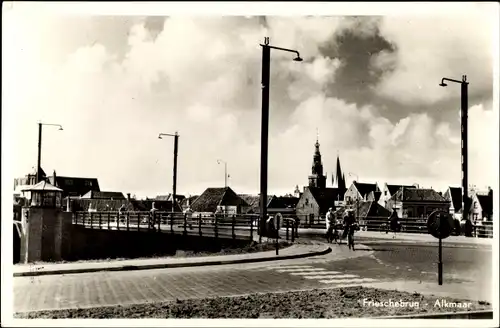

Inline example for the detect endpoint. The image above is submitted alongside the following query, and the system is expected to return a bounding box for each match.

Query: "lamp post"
[217,159,228,188]
[37,122,63,183]
[158,132,179,214]
[439,75,469,227]
[259,37,302,242]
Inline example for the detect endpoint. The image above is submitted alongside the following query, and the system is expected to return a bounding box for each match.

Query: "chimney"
[127,193,131,201]
[53,170,57,185]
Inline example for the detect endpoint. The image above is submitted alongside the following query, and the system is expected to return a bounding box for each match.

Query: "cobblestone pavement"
[14,241,492,313]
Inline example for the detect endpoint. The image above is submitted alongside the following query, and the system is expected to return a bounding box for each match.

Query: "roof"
[386,184,416,196]
[49,176,100,197]
[476,192,493,215]
[308,187,344,214]
[190,187,249,213]
[21,180,63,192]
[69,199,181,212]
[271,196,299,209]
[446,187,463,211]
[180,195,199,209]
[81,191,126,200]
[353,182,379,198]
[238,194,274,214]
[391,188,447,202]
[373,191,382,202]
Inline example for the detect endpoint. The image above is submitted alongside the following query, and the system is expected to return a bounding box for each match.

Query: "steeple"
[309,134,326,189]
[336,154,346,191]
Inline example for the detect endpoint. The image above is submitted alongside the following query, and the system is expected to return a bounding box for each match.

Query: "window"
[474,201,478,209]
[65,179,73,186]
[384,190,387,196]
[85,181,92,187]
[305,198,309,205]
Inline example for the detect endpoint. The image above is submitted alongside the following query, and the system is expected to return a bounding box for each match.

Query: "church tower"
[308,136,326,189]
[335,154,346,191]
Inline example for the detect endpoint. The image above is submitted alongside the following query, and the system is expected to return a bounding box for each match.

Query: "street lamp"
[158,132,179,214]
[439,75,469,227]
[259,37,302,241]
[37,122,63,183]
[217,159,228,188]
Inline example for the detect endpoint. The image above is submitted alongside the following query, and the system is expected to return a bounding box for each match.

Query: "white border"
[2,2,499,327]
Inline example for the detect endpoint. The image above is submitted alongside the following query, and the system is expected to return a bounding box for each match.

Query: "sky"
[3,2,499,198]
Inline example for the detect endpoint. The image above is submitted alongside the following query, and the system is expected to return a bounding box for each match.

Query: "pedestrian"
[325,208,335,243]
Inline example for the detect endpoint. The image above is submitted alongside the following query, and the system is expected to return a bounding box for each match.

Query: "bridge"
[72,211,300,242]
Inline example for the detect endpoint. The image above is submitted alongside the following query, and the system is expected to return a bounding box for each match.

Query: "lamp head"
[439,82,447,87]
[293,56,303,62]
[158,135,162,139]
[58,126,63,131]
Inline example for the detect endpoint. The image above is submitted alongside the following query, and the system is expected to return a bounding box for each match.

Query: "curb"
[14,247,332,278]
[374,309,493,319]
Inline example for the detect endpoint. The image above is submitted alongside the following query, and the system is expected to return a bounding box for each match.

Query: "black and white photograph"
[2,2,499,326]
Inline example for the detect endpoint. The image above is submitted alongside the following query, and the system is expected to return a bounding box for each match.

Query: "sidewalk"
[296,228,493,246]
[13,243,331,277]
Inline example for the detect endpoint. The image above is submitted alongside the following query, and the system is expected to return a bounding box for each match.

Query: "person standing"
[325,208,335,243]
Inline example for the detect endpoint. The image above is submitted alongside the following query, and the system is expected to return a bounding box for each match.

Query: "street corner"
[320,242,374,261]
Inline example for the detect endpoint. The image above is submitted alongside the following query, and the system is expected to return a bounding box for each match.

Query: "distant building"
[190,187,249,217]
[379,183,417,209]
[469,187,493,223]
[80,190,126,200]
[239,194,273,214]
[14,168,46,196]
[48,171,100,198]
[344,181,381,205]
[443,186,463,220]
[180,195,199,212]
[335,200,391,230]
[386,187,449,222]
[296,186,344,219]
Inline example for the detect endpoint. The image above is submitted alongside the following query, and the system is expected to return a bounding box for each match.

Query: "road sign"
[427,210,454,239]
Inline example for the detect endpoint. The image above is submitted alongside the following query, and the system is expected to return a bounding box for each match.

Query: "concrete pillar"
[21,207,72,263]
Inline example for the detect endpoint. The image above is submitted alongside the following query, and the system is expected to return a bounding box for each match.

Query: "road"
[14,234,492,314]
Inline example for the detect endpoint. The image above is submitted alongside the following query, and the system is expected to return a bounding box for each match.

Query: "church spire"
[308,134,326,189]
[336,153,346,191]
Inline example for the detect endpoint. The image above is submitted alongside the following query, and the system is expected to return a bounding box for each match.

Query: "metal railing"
[72,211,300,242]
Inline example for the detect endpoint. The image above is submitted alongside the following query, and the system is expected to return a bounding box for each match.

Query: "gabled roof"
[190,187,249,213]
[70,199,181,212]
[391,188,447,202]
[21,180,62,192]
[353,182,379,198]
[445,187,463,211]
[180,195,199,209]
[373,191,382,202]
[476,192,493,215]
[386,184,416,196]
[308,187,344,214]
[49,176,100,197]
[238,194,273,213]
[81,191,126,200]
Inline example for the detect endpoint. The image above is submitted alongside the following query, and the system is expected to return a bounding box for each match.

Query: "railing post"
[99,213,102,229]
[90,212,94,229]
[214,214,218,239]
[108,212,111,230]
[117,212,120,231]
[198,214,202,237]
[232,215,236,240]
[170,213,174,234]
[138,213,141,231]
[286,219,289,241]
[183,213,187,236]
[157,212,161,232]
[250,215,254,241]
[127,212,130,231]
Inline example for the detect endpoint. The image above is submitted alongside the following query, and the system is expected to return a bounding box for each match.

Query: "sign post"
[427,210,454,285]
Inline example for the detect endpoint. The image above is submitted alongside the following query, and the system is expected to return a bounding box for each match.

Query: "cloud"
[6,14,497,197]
[370,9,495,106]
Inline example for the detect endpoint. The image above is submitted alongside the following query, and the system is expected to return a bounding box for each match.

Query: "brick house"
[295,186,344,220]
[378,183,416,209]
[469,188,493,223]
[386,187,450,225]
[344,181,381,205]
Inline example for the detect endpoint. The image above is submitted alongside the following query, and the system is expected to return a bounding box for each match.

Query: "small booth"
[20,180,71,263]
[22,180,63,209]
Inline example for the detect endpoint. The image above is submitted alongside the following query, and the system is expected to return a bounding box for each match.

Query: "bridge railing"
[72,211,300,242]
